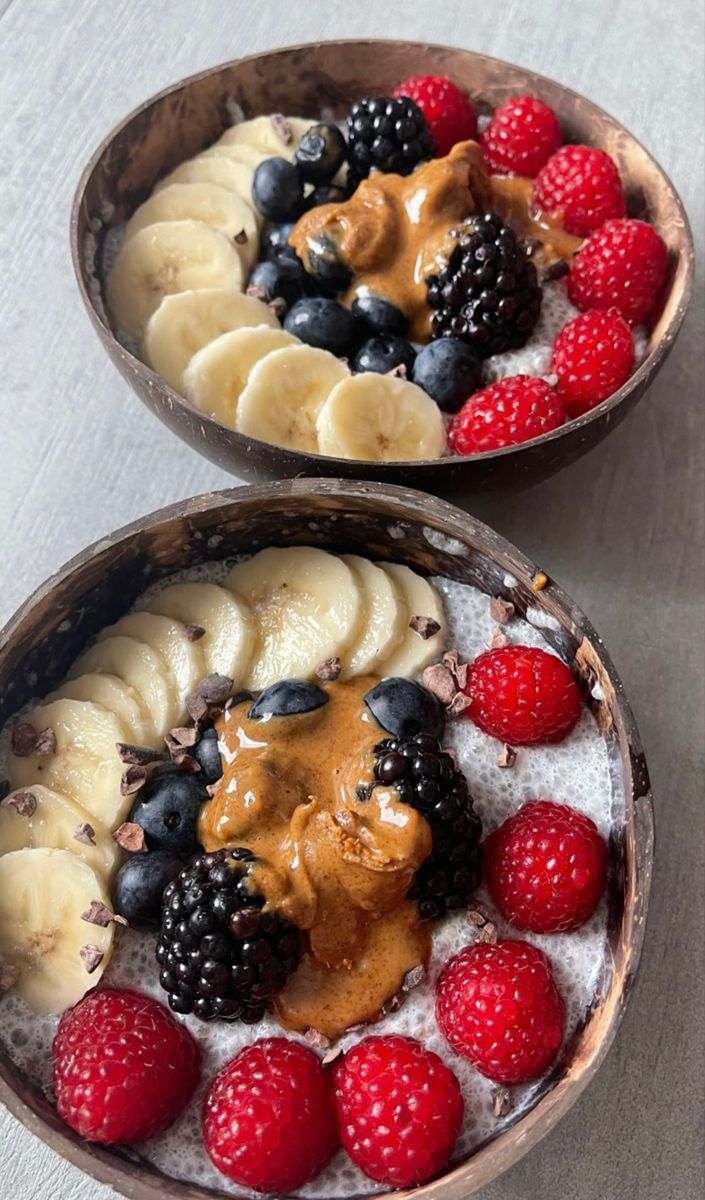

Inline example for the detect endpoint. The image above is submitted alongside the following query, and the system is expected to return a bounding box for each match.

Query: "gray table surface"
[1,1,703,1197]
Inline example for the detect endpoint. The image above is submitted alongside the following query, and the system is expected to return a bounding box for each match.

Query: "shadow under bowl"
[70,39,693,495]
[0,479,653,1199]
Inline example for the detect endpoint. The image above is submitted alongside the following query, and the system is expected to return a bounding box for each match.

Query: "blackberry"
[347,95,435,184]
[155,849,300,1023]
[372,733,482,919]
[426,213,542,358]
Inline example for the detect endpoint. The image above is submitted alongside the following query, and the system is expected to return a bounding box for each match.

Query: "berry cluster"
[243,76,670,457]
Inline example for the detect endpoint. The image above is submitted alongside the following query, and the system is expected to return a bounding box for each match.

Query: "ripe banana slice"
[236,345,349,453]
[226,547,362,690]
[124,182,258,273]
[0,848,114,1014]
[143,289,279,394]
[106,220,245,340]
[7,699,131,829]
[146,582,255,685]
[100,612,205,718]
[316,373,447,462]
[70,636,178,744]
[0,786,118,879]
[219,115,312,160]
[376,563,446,677]
[154,156,258,219]
[182,326,296,424]
[340,555,407,677]
[200,143,267,169]
[51,672,153,748]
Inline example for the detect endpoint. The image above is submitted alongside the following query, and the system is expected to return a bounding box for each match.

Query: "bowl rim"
[69,38,695,472]
[0,478,654,1200]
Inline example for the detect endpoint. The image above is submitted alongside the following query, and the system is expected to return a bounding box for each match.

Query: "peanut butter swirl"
[198,677,432,1039]
[291,141,581,344]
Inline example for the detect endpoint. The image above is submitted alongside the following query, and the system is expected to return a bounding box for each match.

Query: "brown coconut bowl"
[70,40,692,493]
[0,480,652,1199]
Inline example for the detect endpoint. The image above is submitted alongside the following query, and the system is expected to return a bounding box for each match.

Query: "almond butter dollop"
[290,140,582,343]
[198,676,432,1039]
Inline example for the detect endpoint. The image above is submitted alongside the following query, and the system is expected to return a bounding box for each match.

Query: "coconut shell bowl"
[0,480,653,1197]
[70,40,692,493]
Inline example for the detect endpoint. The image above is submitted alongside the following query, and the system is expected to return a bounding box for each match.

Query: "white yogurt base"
[0,569,621,1198]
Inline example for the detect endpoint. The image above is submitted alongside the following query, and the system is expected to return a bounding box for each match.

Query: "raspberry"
[203,1038,338,1192]
[448,375,565,455]
[332,1035,463,1186]
[552,309,634,417]
[568,218,668,324]
[392,74,477,157]
[463,645,582,745]
[484,800,608,932]
[436,940,564,1084]
[533,145,626,236]
[481,95,562,177]
[52,988,200,1144]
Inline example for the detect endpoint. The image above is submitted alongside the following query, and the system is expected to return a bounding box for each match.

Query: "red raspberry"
[333,1034,463,1186]
[568,218,669,324]
[463,645,582,745]
[203,1038,337,1192]
[392,74,476,157]
[484,800,608,932]
[533,144,626,236]
[436,940,564,1084]
[52,988,200,1144]
[552,309,635,417]
[448,375,565,455]
[481,95,562,177]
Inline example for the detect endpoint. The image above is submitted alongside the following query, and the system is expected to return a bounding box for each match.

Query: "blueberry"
[353,334,416,375]
[193,725,223,785]
[294,123,347,184]
[412,337,484,413]
[252,158,305,222]
[114,851,184,927]
[351,294,408,336]
[260,222,298,263]
[131,770,208,856]
[309,184,349,207]
[248,680,329,720]
[248,258,315,306]
[304,233,353,292]
[364,678,445,740]
[283,297,360,357]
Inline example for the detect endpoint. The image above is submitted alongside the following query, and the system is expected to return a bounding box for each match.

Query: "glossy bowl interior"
[0,480,653,1199]
[71,39,693,494]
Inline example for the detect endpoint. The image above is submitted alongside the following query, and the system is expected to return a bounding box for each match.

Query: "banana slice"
[0,848,114,1014]
[154,156,259,218]
[106,220,244,339]
[7,699,130,829]
[143,289,280,394]
[51,673,153,746]
[0,786,118,879]
[316,373,446,462]
[100,613,205,718]
[184,326,297,425]
[226,547,362,690]
[340,555,407,677]
[200,143,267,169]
[70,636,178,744]
[219,115,312,160]
[124,182,258,273]
[236,345,349,452]
[376,563,446,677]
[146,583,255,684]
